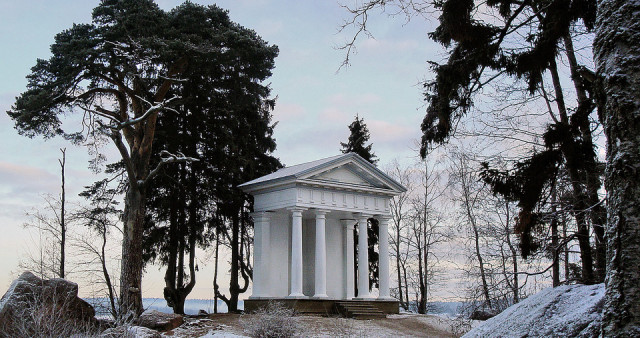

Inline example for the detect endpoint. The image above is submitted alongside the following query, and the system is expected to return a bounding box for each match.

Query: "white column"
[314,210,329,298]
[343,219,355,299]
[356,214,372,299]
[288,208,305,298]
[377,216,391,299]
[250,212,270,298]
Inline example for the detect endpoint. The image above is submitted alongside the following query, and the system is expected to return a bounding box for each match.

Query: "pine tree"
[7,0,277,316]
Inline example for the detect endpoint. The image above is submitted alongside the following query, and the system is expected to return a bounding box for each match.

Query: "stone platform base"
[244,298,399,316]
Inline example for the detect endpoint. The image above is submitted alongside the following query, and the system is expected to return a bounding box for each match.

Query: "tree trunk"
[59,148,66,279]
[213,226,220,314]
[564,35,608,282]
[101,223,117,319]
[402,262,409,309]
[563,212,570,282]
[551,187,560,287]
[504,201,520,303]
[595,0,640,335]
[549,59,596,285]
[164,190,180,313]
[229,213,240,312]
[473,221,492,310]
[395,227,404,309]
[463,183,492,310]
[119,185,146,317]
[416,229,426,314]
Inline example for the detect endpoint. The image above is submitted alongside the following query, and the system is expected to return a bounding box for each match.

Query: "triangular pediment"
[239,153,406,195]
[309,164,380,187]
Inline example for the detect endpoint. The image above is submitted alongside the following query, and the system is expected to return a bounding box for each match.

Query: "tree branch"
[144,150,199,186]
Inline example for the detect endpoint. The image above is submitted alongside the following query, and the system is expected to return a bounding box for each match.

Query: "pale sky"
[0,0,442,299]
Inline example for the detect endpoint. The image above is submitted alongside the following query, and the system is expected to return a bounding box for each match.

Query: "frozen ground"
[160,313,471,337]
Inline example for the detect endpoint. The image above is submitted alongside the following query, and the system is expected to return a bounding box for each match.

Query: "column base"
[353,296,375,300]
[286,294,307,299]
[311,294,329,299]
[248,296,272,300]
[376,296,395,301]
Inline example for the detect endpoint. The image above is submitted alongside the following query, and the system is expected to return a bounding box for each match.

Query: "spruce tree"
[341,115,378,164]
[418,0,605,284]
[141,3,280,314]
[340,115,379,292]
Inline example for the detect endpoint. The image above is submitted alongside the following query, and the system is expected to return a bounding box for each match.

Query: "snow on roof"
[239,153,346,187]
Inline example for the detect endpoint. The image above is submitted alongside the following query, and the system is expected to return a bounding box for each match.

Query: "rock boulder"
[100,325,162,338]
[464,283,605,337]
[0,271,98,335]
[137,309,184,332]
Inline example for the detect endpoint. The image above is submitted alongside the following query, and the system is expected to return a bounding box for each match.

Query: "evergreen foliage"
[7,0,279,315]
[340,115,379,290]
[341,115,378,164]
[142,2,281,314]
[421,0,597,155]
[419,0,605,284]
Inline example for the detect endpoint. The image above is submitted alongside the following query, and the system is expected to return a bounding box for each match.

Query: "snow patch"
[199,331,248,338]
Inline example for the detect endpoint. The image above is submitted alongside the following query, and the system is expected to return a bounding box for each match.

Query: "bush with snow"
[241,301,299,338]
[0,289,99,338]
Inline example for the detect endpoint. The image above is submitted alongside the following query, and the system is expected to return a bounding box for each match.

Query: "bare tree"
[20,149,71,280]
[450,152,494,311]
[386,160,414,310]
[74,176,125,319]
[59,148,66,279]
[409,158,451,314]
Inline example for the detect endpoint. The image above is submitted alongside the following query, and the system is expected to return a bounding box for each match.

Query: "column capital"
[313,209,331,217]
[341,219,356,230]
[353,212,373,221]
[374,214,392,222]
[250,211,271,222]
[287,207,307,215]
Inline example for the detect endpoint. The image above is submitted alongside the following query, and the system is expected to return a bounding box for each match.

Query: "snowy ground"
[160,313,475,338]
[463,283,605,337]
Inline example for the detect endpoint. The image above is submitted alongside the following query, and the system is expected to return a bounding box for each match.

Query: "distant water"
[84,298,244,316]
[85,298,463,317]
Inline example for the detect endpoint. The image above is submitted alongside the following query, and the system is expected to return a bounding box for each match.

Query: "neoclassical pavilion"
[239,153,406,314]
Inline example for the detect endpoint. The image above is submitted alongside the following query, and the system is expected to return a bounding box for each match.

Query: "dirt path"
[163,313,462,337]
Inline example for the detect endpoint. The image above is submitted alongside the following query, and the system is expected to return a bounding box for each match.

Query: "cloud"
[368,119,418,144]
[329,93,381,107]
[273,102,306,122]
[316,93,383,123]
[359,37,420,53]
[318,107,353,124]
[0,162,57,198]
[256,20,284,37]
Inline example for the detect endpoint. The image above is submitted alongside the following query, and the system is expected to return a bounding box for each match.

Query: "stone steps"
[335,301,386,320]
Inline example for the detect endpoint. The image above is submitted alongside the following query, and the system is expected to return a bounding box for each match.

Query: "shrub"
[0,290,98,338]
[241,302,299,338]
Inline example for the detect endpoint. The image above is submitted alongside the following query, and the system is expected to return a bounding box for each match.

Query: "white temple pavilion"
[239,153,406,315]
